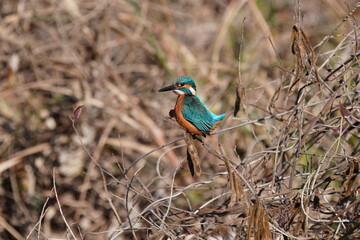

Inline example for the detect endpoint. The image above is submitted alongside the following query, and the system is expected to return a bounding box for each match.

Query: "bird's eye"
[180,83,185,86]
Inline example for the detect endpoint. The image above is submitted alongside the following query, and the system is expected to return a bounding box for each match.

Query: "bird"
[158,76,226,137]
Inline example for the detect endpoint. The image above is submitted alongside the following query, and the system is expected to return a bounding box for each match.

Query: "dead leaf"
[288,25,321,96]
[247,198,271,240]
[234,82,241,116]
[341,159,360,197]
[339,103,358,126]
[73,104,84,120]
[184,132,201,177]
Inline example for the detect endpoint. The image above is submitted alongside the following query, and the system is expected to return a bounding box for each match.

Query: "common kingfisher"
[159,76,226,137]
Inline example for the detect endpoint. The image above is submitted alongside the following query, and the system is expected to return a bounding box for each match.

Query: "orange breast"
[175,95,203,135]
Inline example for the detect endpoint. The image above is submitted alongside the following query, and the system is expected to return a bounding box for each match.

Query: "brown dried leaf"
[260,207,271,240]
[285,195,301,230]
[184,132,201,177]
[186,150,195,176]
[288,26,303,95]
[223,157,236,206]
[290,195,307,235]
[295,209,306,235]
[300,27,321,83]
[288,25,321,96]
[313,189,320,209]
[290,25,299,55]
[248,198,271,240]
[341,159,360,197]
[247,200,256,240]
[233,174,243,203]
[234,82,241,116]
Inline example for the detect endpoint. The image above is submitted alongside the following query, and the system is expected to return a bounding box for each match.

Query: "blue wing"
[181,96,214,133]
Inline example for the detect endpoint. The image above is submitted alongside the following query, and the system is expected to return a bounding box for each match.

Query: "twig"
[0,143,50,174]
[0,214,24,240]
[121,137,184,177]
[125,167,143,240]
[25,188,53,240]
[53,168,77,239]
[159,156,185,233]
[299,70,360,150]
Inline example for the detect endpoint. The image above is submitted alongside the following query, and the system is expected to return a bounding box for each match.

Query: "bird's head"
[158,76,197,96]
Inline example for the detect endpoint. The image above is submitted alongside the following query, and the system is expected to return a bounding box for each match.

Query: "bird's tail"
[209,113,226,132]
[212,113,226,124]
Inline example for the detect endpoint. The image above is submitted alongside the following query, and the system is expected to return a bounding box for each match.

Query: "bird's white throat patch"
[173,87,196,96]
[189,87,196,95]
[174,89,185,95]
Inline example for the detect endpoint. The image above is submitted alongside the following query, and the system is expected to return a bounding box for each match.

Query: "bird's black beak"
[158,84,177,92]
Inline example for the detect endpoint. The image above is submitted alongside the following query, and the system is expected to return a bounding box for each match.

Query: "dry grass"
[1,0,360,239]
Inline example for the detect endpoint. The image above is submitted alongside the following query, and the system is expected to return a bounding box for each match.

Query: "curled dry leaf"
[288,25,321,96]
[234,82,241,117]
[339,102,358,126]
[224,156,245,207]
[247,198,271,240]
[73,104,84,120]
[223,156,236,206]
[341,159,360,197]
[313,189,320,209]
[184,132,201,177]
[186,150,195,176]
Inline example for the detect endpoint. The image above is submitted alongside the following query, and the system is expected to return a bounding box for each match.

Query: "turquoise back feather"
[181,95,225,133]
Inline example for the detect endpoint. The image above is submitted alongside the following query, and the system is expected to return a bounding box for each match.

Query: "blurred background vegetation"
[0,0,359,239]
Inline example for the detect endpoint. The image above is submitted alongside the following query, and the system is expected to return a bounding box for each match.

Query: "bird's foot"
[190,133,204,143]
